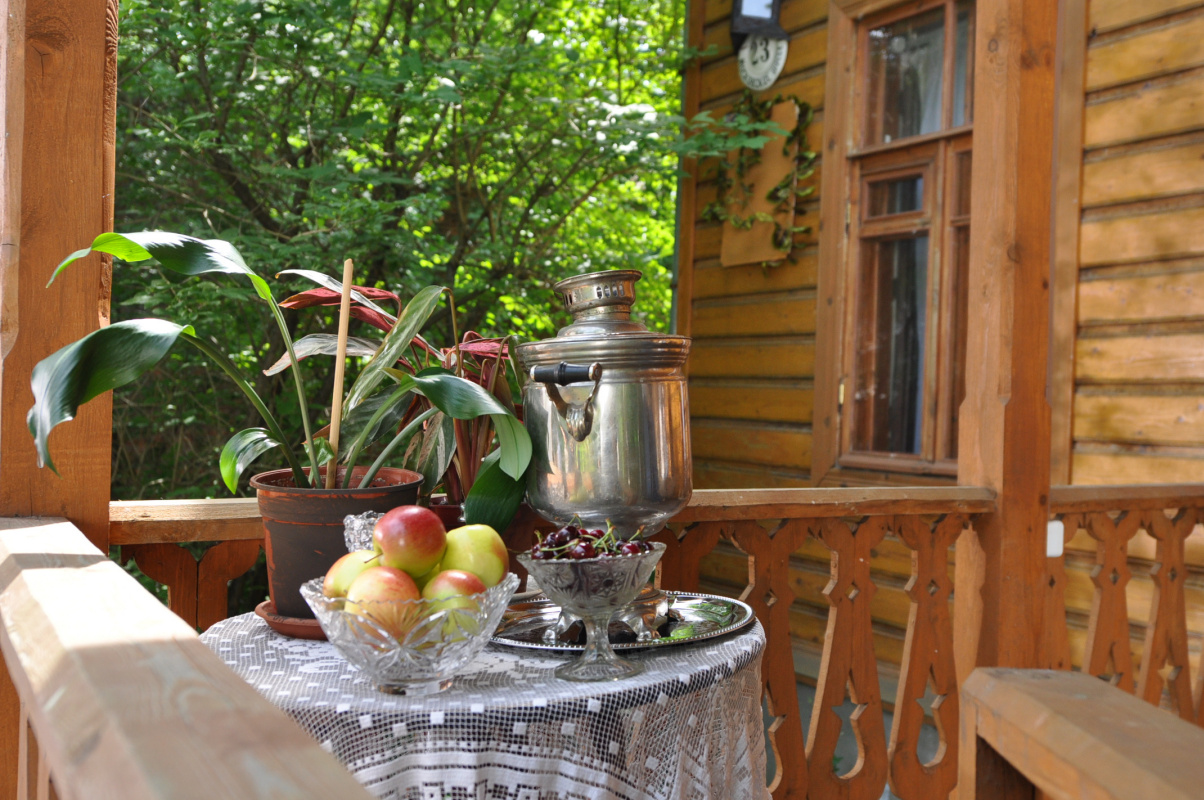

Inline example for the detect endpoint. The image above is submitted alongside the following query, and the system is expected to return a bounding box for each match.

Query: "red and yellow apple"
[373,505,447,580]
[422,569,488,637]
[323,549,380,598]
[439,524,509,588]
[344,566,422,640]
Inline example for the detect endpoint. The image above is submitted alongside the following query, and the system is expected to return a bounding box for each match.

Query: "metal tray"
[491,592,755,652]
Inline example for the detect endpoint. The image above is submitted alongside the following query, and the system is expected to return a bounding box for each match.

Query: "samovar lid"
[516,270,690,370]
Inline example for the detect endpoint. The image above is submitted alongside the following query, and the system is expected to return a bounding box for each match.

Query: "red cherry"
[619,541,642,556]
[568,540,596,559]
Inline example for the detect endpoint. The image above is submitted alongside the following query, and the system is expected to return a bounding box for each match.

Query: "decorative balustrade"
[1049,485,1204,723]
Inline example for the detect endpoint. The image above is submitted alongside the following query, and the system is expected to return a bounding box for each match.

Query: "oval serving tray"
[491,592,755,652]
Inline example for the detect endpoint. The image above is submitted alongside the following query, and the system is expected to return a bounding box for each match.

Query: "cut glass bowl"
[300,573,519,694]
[517,542,665,682]
[342,510,382,553]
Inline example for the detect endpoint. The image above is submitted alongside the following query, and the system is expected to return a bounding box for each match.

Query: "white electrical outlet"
[1047,520,1065,558]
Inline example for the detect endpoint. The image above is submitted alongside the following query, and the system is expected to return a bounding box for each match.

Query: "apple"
[323,549,380,598]
[440,524,509,588]
[373,505,447,579]
[344,566,422,640]
[422,569,488,638]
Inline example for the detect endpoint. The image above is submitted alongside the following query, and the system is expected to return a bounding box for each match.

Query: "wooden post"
[953,0,1059,678]
[0,0,118,549]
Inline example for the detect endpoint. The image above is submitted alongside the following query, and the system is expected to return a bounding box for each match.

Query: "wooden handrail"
[1049,483,1204,513]
[0,516,373,799]
[960,668,1204,800]
[109,486,999,544]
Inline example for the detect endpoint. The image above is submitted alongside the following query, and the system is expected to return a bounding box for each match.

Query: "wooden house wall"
[683,0,1204,702]
[682,0,826,491]
[1069,0,1204,484]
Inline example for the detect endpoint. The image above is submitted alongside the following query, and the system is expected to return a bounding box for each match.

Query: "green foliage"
[111,0,696,500]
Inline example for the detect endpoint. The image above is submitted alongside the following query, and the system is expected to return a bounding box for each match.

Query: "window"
[816,0,974,480]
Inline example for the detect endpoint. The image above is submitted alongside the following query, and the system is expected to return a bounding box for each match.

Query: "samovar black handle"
[529,362,601,385]
[530,362,603,442]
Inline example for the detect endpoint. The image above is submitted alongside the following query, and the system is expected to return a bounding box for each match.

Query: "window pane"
[853,235,929,454]
[953,1,974,127]
[947,225,970,459]
[866,8,945,145]
[867,175,924,217]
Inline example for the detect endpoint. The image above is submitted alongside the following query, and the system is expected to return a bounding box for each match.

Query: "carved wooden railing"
[0,516,373,799]
[1049,484,1204,723]
[110,487,994,800]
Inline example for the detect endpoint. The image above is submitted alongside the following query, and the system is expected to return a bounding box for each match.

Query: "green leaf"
[408,370,532,479]
[52,231,271,300]
[219,428,280,493]
[263,334,382,376]
[27,319,194,474]
[463,449,527,533]
[337,386,413,463]
[313,437,335,466]
[412,411,456,498]
[346,285,445,409]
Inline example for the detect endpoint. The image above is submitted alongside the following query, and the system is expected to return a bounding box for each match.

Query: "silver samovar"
[515,270,692,642]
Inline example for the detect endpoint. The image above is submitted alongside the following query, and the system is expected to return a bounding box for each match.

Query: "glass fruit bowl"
[300,572,519,694]
[517,542,665,682]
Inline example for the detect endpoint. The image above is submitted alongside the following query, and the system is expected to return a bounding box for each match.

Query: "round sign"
[737,35,789,92]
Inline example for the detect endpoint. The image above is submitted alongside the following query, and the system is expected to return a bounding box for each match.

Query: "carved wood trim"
[806,516,889,800]
[1081,512,1143,691]
[888,514,964,800]
[1136,509,1196,721]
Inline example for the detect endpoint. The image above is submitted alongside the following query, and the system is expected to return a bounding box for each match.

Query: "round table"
[202,613,767,800]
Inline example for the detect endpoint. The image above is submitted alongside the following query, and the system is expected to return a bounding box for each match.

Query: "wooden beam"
[0,516,373,799]
[672,486,995,522]
[674,0,705,341]
[1049,0,1087,485]
[960,668,1204,800]
[0,0,117,548]
[110,498,263,545]
[1048,483,1204,513]
[954,0,1060,676]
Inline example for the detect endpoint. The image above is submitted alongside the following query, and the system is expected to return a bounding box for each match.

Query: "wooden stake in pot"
[325,258,355,489]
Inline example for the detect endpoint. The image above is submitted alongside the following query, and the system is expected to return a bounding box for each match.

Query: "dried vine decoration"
[700,91,817,265]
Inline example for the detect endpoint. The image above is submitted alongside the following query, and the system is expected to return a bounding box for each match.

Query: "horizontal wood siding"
[1072,0,1204,488]
[683,0,826,492]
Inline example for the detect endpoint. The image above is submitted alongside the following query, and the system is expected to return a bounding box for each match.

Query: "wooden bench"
[960,668,1204,800]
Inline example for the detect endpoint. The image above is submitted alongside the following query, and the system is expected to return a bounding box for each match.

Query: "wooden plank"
[1083,139,1204,208]
[1079,270,1204,323]
[1090,0,1204,34]
[1076,333,1204,382]
[702,68,827,116]
[1081,204,1204,266]
[1074,394,1204,445]
[1072,449,1204,484]
[720,102,799,267]
[0,0,115,548]
[961,668,1204,800]
[699,26,827,105]
[1085,71,1204,149]
[1087,12,1204,91]
[0,517,373,800]
[702,0,828,64]
[0,645,17,799]
[670,486,996,523]
[692,460,811,488]
[110,498,263,544]
[196,539,261,631]
[1050,482,1204,512]
[690,419,812,469]
[676,0,707,341]
[1051,0,1088,485]
[689,379,814,423]
[688,337,816,378]
[954,0,1059,679]
[0,0,23,374]
[691,292,817,337]
[691,253,819,299]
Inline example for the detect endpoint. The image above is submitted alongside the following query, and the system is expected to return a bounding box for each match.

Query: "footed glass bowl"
[517,542,665,682]
[300,573,519,694]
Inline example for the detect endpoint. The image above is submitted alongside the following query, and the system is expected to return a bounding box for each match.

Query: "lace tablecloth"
[202,613,767,800]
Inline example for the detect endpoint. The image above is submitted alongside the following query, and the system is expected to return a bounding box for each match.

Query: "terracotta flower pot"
[251,466,423,619]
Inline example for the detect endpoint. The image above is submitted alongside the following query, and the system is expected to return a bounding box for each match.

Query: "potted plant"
[271,281,523,531]
[28,231,532,619]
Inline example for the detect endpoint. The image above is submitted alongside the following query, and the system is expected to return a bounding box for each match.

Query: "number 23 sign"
[737,36,788,91]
